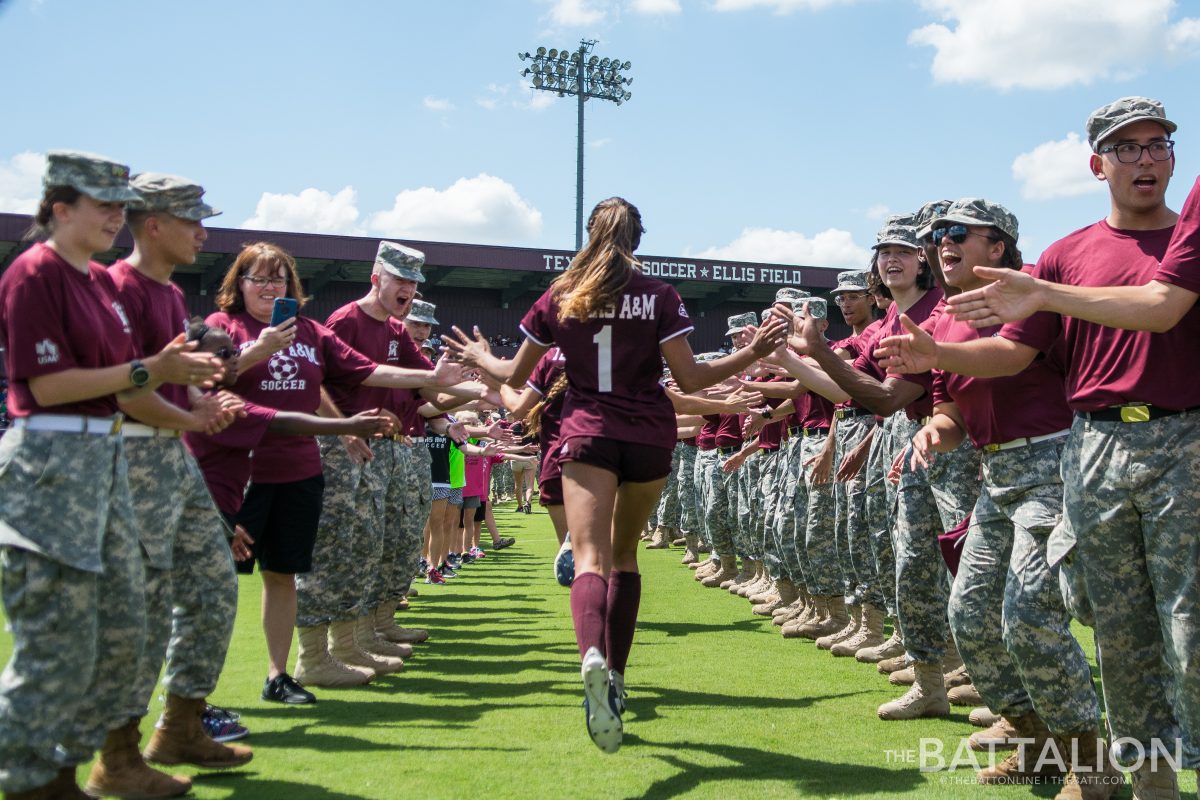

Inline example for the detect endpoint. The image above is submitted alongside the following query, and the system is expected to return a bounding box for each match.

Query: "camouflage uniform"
[735,450,761,559]
[949,438,1099,734]
[655,442,683,530]
[693,449,715,551]
[1053,415,1200,767]
[702,450,736,556]
[125,438,236,717]
[801,431,840,596]
[386,440,432,600]
[833,414,878,605]
[296,437,364,627]
[893,419,980,664]
[757,449,782,575]
[676,443,699,535]
[356,438,392,614]
[772,434,806,586]
[0,428,146,793]
[862,415,900,614]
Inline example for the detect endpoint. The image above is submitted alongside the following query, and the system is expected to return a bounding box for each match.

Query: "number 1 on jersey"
[593,325,613,393]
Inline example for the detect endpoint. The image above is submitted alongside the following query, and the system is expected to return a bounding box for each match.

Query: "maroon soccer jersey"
[527,347,567,480]
[519,270,694,450]
[108,260,191,419]
[205,311,376,482]
[1001,220,1200,411]
[930,312,1072,447]
[184,400,277,515]
[323,301,427,417]
[0,243,134,417]
[1156,175,1200,293]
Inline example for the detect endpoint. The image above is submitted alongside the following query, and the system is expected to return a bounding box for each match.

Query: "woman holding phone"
[0,151,222,798]
[207,243,463,703]
[445,197,787,753]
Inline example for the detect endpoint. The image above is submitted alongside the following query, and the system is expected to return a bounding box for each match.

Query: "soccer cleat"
[554,533,575,587]
[580,647,622,753]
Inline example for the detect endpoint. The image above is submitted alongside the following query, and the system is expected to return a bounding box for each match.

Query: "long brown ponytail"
[525,372,568,439]
[551,197,644,322]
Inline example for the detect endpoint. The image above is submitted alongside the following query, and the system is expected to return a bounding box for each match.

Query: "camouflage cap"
[696,351,724,362]
[725,311,759,336]
[873,215,919,250]
[43,150,140,203]
[375,241,426,283]
[407,299,439,325]
[774,287,811,302]
[793,297,828,320]
[934,197,1019,243]
[128,172,221,221]
[829,270,869,295]
[1086,96,1177,152]
[421,336,443,352]
[914,199,953,240]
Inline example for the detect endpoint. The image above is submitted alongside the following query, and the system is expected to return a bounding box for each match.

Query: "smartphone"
[270,297,299,327]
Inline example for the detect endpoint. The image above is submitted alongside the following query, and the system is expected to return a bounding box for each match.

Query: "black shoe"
[523,504,532,514]
[494,536,516,550]
[262,673,316,704]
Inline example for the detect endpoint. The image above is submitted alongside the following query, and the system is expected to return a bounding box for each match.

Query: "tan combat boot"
[701,557,739,587]
[889,664,917,685]
[833,602,887,658]
[51,766,89,800]
[353,615,407,670]
[294,623,374,687]
[329,619,402,675]
[756,579,798,616]
[1054,730,1123,800]
[374,601,429,644]
[782,594,824,638]
[817,603,861,650]
[671,530,687,546]
[646,527,671,549]
[877,653,909,675]
[877,661,951,721]
[741,568,772,599]
[725,561,756,592]
[773,597,804,625]
[86,718,191,798]
[975,712,1064,784]
[948,682,983,706]
[1128,761,1179,800]
[681,534,701,565]
[796,595,849,640]
[967,715,1020,751]
[858,627,905,663]
[143,694,253,769]
[693,556,719,577]
[969,707,1002,728]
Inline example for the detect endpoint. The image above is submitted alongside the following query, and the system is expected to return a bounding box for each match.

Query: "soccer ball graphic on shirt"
[268,352,300,382]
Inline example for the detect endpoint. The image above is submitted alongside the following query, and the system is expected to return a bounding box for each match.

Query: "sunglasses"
[932,224,999,245]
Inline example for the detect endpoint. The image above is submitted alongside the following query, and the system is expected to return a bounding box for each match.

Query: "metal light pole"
[519,40,633,250]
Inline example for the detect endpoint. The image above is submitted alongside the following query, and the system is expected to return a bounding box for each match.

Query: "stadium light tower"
[518,39,633,250]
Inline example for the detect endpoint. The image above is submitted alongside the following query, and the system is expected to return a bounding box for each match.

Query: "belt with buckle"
[1078,404,1198,424]
[803,426,830,438]
[12,414,124,435]
[835,408,869,420]
[122,423,181,439]
[718,445,739,456]
[982,429,1070,453]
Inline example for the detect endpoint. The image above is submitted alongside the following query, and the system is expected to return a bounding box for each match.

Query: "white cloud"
[242,186,365,235]
[630,0,681,14]
[712,0,855,13]
[692,227,871,268]
[909,0,1200,90]
[423,96,454,112]
[0,151,46,214]
[548,0,608,26]
[864,204,890,221]
[1011,132,1105,201]
[367,174,543,245]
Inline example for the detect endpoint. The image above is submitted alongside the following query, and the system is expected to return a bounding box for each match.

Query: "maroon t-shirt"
[205,311,376,482]
[0,243,134,417]
[394,347,436,436]
[519,270,694,450]
[854,287,941,420]
[108,260,191,419]
[754,375,787,450]
[885,294,946,420]
[183,400,277,516]
[697,414,719,451]
[796,389,835,430]
[714,413,743,449]
[324,302,425,417]
[835,319,884,411]
[527,347,567,480]
[1001,220,1200,411]
[1156,175,1200,293]
[930,312,1072,447]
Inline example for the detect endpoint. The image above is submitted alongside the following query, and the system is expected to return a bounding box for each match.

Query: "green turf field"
[1,503,1195,798]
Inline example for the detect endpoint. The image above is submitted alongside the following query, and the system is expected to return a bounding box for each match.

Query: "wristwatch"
[762,409,773,420]
[129,359,151,388]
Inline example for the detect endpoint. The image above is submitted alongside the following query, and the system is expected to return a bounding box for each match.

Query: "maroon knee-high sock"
[605,570,641,675]
[570,571,609,660]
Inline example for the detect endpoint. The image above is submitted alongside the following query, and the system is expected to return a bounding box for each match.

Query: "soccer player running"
[444,197,786,753]
[877,97,1197,797]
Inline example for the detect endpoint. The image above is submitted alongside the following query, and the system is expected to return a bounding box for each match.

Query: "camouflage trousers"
[385,442,431,601]
[949,437,1099,735]
[772,437,807,586]
[0,430,145,792]
[676,444,699,535]
[1056,414,1200,768]
[655,442,683,530]
[735,452,762,559]
[692,449,713,551]
[492,460,513,499]
[894,419,980,664]
[297,437,372,627]
[801,433,840,596]
[757,450,783,575]
[126,439,236,718]
[835,417,883,609]
[701,450,737,556]
[860,417,898,613]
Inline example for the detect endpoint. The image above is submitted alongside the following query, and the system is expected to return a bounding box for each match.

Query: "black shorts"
[559,436,673,483]
[236,474,325,575]
[474,501,487,523]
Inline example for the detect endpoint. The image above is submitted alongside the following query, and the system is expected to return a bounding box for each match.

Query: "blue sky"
[1,0,1198,266]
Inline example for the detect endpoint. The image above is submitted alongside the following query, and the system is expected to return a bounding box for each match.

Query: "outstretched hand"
[873,315,937,374]
[945,267,1044,328]
[443,325,493,368]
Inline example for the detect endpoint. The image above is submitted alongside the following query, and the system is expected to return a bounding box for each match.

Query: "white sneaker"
[581,647,622,753]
